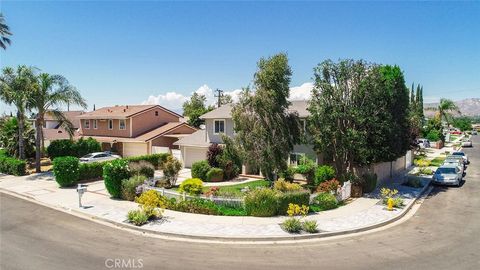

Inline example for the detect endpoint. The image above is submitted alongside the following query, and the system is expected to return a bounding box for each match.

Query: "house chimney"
[93,104,96,111]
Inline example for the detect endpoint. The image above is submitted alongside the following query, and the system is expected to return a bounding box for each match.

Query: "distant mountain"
[424,98,480,117]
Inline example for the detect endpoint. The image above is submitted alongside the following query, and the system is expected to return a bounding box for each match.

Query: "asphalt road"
[1,137,480,270]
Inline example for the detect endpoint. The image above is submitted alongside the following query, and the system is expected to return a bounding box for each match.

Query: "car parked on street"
[452,151,469,164]
[79,152,121,163]
[451,131,462,135]
[461,139,473,147]
[417,138,431,148]
[433,164,463,187]
[446,155,466,169]
[443,158,465,176]
[472,130,478,135]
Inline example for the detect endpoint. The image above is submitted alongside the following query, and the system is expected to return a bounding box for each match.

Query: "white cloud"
[143,82,314,109]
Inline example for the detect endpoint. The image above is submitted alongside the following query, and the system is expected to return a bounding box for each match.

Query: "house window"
[289,153,305,166]
[108,119,113,130]
[214,119,225,134]
[93,120,97,129]
[155,111,159,116]
[84,120,90,129]
[119,119,126,130]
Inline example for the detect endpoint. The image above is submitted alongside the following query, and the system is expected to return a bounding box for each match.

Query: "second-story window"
[93,120,97,129]
[214,119,225,134]
[155,111,159,116]
[119,119,126,130]
[84,120,90,129]
[108,119,113,130]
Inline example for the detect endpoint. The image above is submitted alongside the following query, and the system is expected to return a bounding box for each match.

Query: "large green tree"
[0,66,37,159]
[182,93,213,128]
[0,116,35,158]
[30,73,87,172]
[308,59,411,175]
[427,98,460,128]
[0,13,12,50]
[232,53,300,180]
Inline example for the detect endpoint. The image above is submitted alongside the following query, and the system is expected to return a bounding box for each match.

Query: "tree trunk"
[35,115,43,173]
[17,110,25,160]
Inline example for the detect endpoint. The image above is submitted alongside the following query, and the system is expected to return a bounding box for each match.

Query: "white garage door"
[183,147,207,168]
[123,142,147,157]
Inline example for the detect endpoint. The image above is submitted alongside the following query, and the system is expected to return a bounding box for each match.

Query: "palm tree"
[30,73,86,172]
[0,13,12,50]
[427,98,461,128]
[0,66,37,159]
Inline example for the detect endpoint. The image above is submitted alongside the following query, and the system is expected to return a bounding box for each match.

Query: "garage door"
[183,147,207,168]
[123,142,148,157]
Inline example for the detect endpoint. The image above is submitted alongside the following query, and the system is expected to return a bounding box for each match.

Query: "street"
[1,137,480,270]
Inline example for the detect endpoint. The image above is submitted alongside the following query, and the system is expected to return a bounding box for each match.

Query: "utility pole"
[214,88,224,108]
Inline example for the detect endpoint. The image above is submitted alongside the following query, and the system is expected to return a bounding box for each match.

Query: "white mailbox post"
[76,184,88,208]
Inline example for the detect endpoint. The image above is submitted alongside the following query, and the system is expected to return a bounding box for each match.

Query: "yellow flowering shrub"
[286,203,309,217]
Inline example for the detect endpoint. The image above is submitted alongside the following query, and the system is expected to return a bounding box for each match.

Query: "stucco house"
[77,105,196,157]
[33,110,84,147]
[174,100,319,169]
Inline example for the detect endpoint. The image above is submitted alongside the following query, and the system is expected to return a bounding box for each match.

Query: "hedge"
[53,156,80,187]
[206,167,223,182]
[277,191,310,215]
[79,162,105,181]
[191,160,211,181]
[125,153,169,169]
[47,137,101,159]
[103,159,130,198]
[0,155,27,176]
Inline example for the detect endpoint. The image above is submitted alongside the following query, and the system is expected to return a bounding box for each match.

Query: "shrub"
[207,143,223,167]
[414,159,431,167]
[218,135,242,180]
[418,167,434,175]
[129,160,155,178]
[281,217,302,233]
[278,191,310,215]
[74,137,102,157]
[121,175,147,201]
[244,188,279,217]
[216,205,247,216]
[286,203,309,217]
[127,209,149,226]
[47,139,75,159]
[78,162,104,181]
[317,178,340,193]
[103,159,130,198]
[179,178,204,195]
[125,153,169,169]
[161,155,182,186]
[53,156,80,187]
[135,189,165,218]
[426,129,441,142]
[302,220,318,233]
[314,193,338,210]
[172,198,219,215]
[314,165,335,186]
[296,157,317,184]
[362,173,377,193]
[206,167,224,182]
[191,160,211,181]
[274,178,302,192]
[0,155,27,176]
[404,177,424,188]
[279,166,297,182]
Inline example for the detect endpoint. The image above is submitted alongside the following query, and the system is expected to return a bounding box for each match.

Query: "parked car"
[443,158,465,176]
[452,151,469,164]
[446,155,466,169]
[433,164,463,187]
[461,139,473,147]
[472,130,478,135]
[417,138,431,148]
[79,152,121,163]
[451,131,462,135]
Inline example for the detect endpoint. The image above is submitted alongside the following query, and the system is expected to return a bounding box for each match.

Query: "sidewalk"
[0,171,430,240]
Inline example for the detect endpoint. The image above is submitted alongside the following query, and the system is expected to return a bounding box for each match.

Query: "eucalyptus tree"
[232,53,300,180]
[0,13,12,50]
[30,73,86,172]
[0,66,37,159]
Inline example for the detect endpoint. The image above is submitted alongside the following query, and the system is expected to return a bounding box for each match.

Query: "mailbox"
[76,184,88,208]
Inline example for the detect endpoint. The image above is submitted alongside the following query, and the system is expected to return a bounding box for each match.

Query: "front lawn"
[430,157,446,167]
[203,180,270,197]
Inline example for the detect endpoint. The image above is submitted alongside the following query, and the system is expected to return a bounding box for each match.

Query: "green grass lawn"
[430,157,446,167]
[450,135,459,141]
[203,180,270,197]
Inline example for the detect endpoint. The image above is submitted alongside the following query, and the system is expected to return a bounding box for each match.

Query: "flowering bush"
[286,203,309,217]
[317,178,340,193]
[135,189,165,218]
[103,159,130,198]
[380,187,404,208]
[204,186,220,197]
[53,156,80,187]
[274,178,302,192]
[179,178,204,195]
[414,159,431,167]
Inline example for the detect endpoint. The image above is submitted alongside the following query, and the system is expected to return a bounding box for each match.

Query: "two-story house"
[174,100,319,170]
[33,110,84,147]
[77,105,196,157]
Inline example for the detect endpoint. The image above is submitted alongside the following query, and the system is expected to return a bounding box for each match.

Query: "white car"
[417,138,431,148]
[79,152,121,163]
[433,164,463,187]
[461,139,473,147]
[452,151,469,164]
[443,158,465,176]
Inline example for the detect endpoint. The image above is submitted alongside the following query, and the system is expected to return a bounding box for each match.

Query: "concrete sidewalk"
[0,170,430,240]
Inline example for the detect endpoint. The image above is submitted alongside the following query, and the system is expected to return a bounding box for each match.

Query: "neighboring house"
[33,111,84,147]
[77,105,196,157]
[174,101,319,169]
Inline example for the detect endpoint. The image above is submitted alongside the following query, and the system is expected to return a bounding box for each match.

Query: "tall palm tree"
[30,73,86,172]
[0,13,12,50]
[0,66,37,159]
[427,98,461,128]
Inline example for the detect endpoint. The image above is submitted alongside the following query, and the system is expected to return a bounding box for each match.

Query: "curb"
[0,180,432,243]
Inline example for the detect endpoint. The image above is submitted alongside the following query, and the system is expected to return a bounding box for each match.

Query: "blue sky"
[1,1,479,114]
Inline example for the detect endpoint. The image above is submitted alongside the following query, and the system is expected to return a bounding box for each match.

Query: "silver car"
[79,152,121,163]
[433,164,463,187]
[452,151,469,164]
[446,155,466,169]
[461,139,472,147]
[443,158,465,176]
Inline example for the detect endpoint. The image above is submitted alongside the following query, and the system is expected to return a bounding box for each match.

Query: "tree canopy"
[182,93,213,128]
